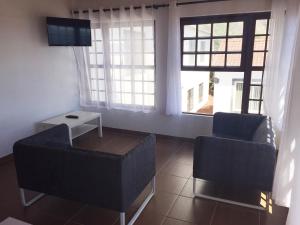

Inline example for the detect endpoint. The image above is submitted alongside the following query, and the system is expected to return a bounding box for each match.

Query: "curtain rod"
[72,0,230,14]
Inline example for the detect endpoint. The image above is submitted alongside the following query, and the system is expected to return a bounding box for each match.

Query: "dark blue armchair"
[193,112,277,192]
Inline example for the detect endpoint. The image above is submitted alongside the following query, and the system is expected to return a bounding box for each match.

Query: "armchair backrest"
[213,112,266,141]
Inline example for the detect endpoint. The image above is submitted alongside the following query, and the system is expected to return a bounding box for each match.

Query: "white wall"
[0,0,79,158]
[79,0,271,139]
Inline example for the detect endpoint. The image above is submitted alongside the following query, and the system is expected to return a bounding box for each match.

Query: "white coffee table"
[39,111,102,145]
[0,217,31,225]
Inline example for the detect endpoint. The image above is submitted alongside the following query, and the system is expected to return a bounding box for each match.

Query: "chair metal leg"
[20,188,45,207]
[193,177,265,211]
[120,212,126,225]
[120,176,156,225]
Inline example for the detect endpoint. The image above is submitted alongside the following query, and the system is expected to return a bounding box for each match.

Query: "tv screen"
[47,17,91,46]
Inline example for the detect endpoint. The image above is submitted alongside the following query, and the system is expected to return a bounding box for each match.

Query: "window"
[198,83,204,102]
[181,12,270,115]
[232,81,243,112]
[87,21,156,110]
[187,88,194,111]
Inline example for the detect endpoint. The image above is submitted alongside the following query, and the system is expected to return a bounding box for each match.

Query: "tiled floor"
[0,128,288,225]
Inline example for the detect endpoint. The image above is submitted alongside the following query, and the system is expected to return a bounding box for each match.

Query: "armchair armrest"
[193,135,276,191]
[121,134,156,211]
[213,112,266,140]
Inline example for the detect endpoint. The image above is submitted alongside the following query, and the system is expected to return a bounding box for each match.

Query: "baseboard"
[0,154,13,165]
[102,126,194,142]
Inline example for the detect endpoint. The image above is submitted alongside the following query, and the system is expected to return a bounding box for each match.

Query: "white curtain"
[166,1,182,116]
[263,0,286,132]
[270,0,300,211]
[74,6,156,113]
[285,6,300,222]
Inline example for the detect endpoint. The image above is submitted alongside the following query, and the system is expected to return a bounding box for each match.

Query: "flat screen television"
[47,17,91,46]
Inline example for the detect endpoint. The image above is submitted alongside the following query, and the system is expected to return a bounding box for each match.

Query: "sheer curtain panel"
[263,0,286,132]
[165,1,182,116]
[74,6,156,112]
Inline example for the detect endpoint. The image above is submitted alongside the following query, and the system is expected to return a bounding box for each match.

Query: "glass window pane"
[228,22,243,36]
[111,28,120,40]
[91,79,97,90]
[121,40,131,52]
[133,40,142,52]
[134,82,143,93]
[255,19,268,34]
[211,54,225,66]
[120,69,131,80]
[184,40,196,52]
[121,54,131,65]
[112,69,120,80]
[144,53,154,66]
[261,102,265,114]
[122,93,132,104]
[232,81,243,112]
[95,28,102,40]
[251,71,263,84]
[90,68,104,79]
[197,39,210,52]
[227,54,241,67]
[91,91,97,101]
[144,69,155,81]
[133,26,142,39]
[113,93,121,103]
[198,24,211,37]
[254,36,266,51]
[144,82,154,94]
[227,38,243,51]
[144,26,154,39]
[144,94,154,106]
[135,94,143,105]
[212,39,226,52]
[111,41,120,53]
[99,92,106,101]
[134,69,143,81]
[89,43,96,53]
[121,81,131,92]
[250,85,261,100]
[252,52,265,67]
[98,80,105,90]
[183,54,195,66]
[184,25,197,38]
[120,27,130,39]
[97,54,103,65]
[197,54,209,66]
[249,100,260,114]
[113,81,121,92]
[95,41,102,53]
[213,23,227,37]
[89,54,96,65]
[90,68,97,79]
[267,36,270,50]
[144,40,154,53]
[133,54,143,65]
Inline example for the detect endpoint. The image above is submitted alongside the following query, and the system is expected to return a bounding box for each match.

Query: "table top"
[41,111,100,128]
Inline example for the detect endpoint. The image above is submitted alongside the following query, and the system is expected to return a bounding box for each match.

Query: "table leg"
[68,126,73,145]
[98,115,103,137]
